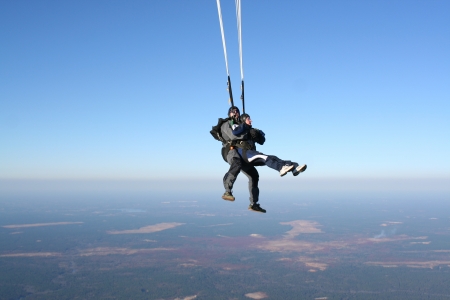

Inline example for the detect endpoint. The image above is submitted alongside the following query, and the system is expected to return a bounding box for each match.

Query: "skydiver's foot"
[222,192,235,202]
[292,164,307,176]
[280,165,294,177]
[248,203,266,213]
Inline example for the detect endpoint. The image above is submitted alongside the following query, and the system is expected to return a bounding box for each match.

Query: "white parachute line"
[235,0,244,81]
[216,0,230,76]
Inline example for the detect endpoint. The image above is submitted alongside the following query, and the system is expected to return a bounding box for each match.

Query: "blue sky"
[1,0,449,180]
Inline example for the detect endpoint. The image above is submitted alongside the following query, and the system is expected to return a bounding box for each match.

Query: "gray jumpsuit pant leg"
[223,149,259,204]
[223,149,241,194]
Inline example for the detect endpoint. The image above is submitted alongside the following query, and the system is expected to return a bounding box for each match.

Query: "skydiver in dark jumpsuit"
[220,107,307,213]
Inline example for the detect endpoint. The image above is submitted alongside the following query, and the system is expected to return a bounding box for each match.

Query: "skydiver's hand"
[249,128,258,140]
[252,128,264,136]
[250,128,265,145]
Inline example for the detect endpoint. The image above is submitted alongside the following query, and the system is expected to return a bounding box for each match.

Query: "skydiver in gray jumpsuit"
[220,107,307,213]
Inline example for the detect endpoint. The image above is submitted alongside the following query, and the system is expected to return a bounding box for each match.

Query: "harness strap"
[222,144,250,164]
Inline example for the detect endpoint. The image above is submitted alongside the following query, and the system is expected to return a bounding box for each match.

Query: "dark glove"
[249,128,265,145]
[257,132,265,145]
[249,128,259,140]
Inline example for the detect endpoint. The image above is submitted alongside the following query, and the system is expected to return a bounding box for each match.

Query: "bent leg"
[223,150,242,193]
[241,164,259,205]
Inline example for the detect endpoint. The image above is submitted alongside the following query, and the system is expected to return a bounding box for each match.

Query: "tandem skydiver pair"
[210,106,307,213]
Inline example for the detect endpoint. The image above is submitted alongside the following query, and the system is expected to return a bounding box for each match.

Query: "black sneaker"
[248,203,266,213]
[222,192,235,201]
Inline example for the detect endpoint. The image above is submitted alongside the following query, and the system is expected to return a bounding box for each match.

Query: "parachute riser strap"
[240,80,245,114]
[235,0,245,113]
[227,75,234,107]
[217,0,235,107]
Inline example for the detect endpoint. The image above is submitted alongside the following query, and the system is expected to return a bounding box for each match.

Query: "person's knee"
[251,167,259,180]
[224,172,236,182]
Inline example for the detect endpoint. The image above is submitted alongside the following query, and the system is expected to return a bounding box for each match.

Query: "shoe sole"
[293,164,307,176]
[280,165,295,177]
[222,196,235,202]
[248,207,266,213]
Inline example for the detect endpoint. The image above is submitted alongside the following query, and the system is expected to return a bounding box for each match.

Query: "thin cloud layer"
[3,222,83,229]
[245,292,268,299]
[79,247,175,256]
[0,252,61,257]
[107,222,185,234]
[365,260,450,269]
[280,220,323,238]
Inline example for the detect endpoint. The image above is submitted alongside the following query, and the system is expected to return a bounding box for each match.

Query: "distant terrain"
[1,190,450,299]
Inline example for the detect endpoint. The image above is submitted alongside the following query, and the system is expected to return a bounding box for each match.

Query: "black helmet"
[240,113,250,124]
[228,106,240,116]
